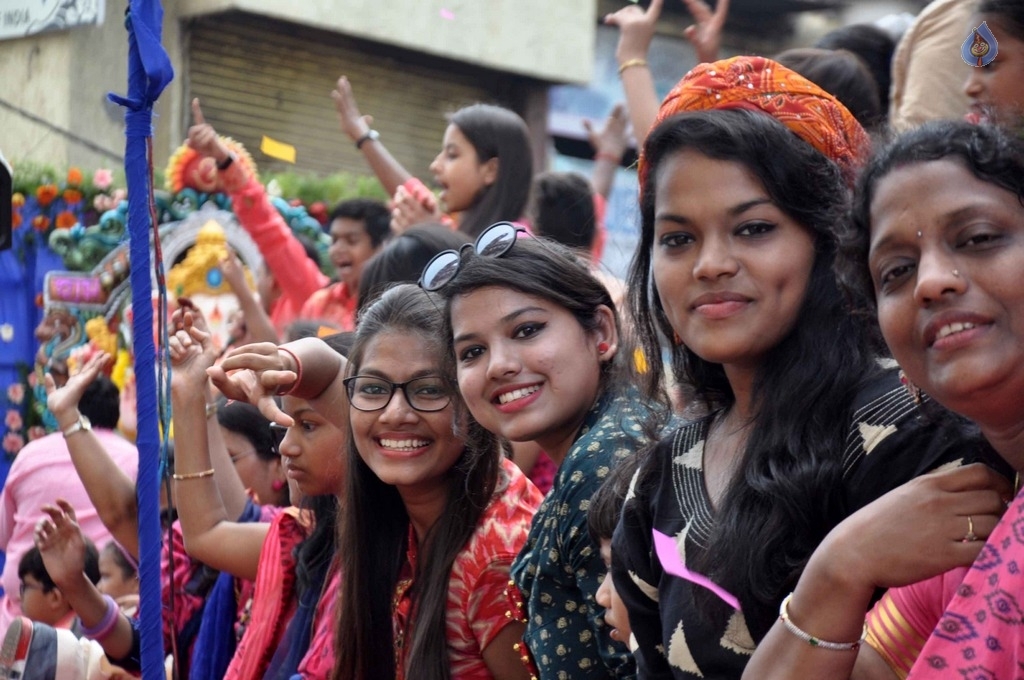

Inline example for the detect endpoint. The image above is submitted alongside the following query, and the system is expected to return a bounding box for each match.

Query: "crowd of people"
[1,0,1023,677]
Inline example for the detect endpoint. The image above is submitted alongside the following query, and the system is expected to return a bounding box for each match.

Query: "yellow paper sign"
[260,135,296,163]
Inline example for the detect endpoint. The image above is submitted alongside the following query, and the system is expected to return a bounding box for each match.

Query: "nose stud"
[952,269,960,277]
[916,231,922,238]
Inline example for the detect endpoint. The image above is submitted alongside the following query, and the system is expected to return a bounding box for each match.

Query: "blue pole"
[109,1,173,677]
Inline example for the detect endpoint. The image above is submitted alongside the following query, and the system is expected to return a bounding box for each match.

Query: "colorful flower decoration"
[35,184,58,207]
[55,210,78,229]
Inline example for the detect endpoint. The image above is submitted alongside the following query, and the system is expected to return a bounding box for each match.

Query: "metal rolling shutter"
[185,11,514,178]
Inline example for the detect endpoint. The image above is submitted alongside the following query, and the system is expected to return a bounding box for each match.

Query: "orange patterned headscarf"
[638,56,871,192]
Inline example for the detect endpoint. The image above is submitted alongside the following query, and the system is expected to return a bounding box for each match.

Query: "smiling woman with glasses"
[214,284,543,679]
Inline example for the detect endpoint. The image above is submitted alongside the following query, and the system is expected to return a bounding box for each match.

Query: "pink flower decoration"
[27,426,46,441]
[5,409,23,431]
[2,432,24,455]
[27,372,38,389]
[6,383,24,405]
[93,168,114,191]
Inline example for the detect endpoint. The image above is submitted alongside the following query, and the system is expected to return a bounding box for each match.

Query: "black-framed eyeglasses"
[418,221,525,291]
[343,375,453,412]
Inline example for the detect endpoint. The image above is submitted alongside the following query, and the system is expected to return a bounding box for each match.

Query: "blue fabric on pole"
[108,2,174,678]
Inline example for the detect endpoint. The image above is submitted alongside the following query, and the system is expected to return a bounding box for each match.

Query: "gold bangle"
[205,402,218,419]
[172,469,215,481]
[618,58,648,75]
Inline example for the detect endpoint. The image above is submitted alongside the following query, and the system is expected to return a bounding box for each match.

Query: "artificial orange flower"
[56,210,77,229]
[63,188,83,204]
[11,192,24,207]
[36,184,58,207]
[67,167,83,185]
[32,215,51,231]
[12,212,22,229]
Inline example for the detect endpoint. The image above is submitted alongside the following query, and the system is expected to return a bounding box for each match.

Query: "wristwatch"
[355,129,380,150]
[62,413,92,438]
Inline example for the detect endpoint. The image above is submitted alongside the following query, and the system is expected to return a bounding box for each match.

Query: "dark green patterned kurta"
[511,389,650,679]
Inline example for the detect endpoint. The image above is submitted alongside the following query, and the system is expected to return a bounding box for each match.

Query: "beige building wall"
[176,0,596,85]
[1,0,593,172]
[0,4,129,171]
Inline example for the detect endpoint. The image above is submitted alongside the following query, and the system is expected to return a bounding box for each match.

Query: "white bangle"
[779,593,865,651]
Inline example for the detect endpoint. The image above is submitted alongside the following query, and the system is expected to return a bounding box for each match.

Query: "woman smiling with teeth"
[428,224,653,679]
[332,284,542,680]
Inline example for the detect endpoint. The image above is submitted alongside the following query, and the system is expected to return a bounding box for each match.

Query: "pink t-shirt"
[0,430,139,631]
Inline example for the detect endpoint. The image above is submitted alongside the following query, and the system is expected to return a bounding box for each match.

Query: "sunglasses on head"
[418,221,525,292]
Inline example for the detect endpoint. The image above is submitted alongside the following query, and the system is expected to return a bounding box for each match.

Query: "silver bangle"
[779,593,864,651]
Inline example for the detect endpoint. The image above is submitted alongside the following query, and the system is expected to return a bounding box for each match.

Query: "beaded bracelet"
[172,468,215,481]
[276,346,303,396]
[779,593,864,651]
[81,594,119,641]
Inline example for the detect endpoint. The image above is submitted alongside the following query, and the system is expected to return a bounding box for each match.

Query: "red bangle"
[277,346,303,396]
[594,151,621,164]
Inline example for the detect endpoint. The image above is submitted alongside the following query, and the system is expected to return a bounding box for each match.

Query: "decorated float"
[0,138,338,459]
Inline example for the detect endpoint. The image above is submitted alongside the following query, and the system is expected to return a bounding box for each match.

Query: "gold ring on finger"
[962,515,979,543]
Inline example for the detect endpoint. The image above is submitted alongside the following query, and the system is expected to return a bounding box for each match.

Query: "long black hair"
[629,108,879,637]
[356,224,470,312]
[332,284,501,680]
[448,104,533,238]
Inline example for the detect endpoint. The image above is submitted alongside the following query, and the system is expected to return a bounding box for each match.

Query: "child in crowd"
[587,457,639,654]
[18,540,99,633]
[96,542,138,612]
[299,199,392,328]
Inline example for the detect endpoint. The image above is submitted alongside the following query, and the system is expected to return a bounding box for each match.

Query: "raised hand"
[332,76,374,143]
[584,103,630,162]
[604,0,664,65]
[45,351,111,421]
[169,300,219,393]
[680,0,730,64]
[35,500,89,590]
[207,343,297,426]
[220,249,249,295]
[186,98,231,164]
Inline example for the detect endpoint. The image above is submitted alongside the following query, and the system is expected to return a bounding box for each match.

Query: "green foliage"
[11,160,62,195]
[262,169,388,206]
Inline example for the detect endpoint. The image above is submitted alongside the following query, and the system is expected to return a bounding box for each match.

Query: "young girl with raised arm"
[612,57,993,680]
[423,223,652,678]
[332,77,533,237]
[173,305,347,679]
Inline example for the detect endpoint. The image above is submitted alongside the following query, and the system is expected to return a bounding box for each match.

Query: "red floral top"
[393,459,542,679]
